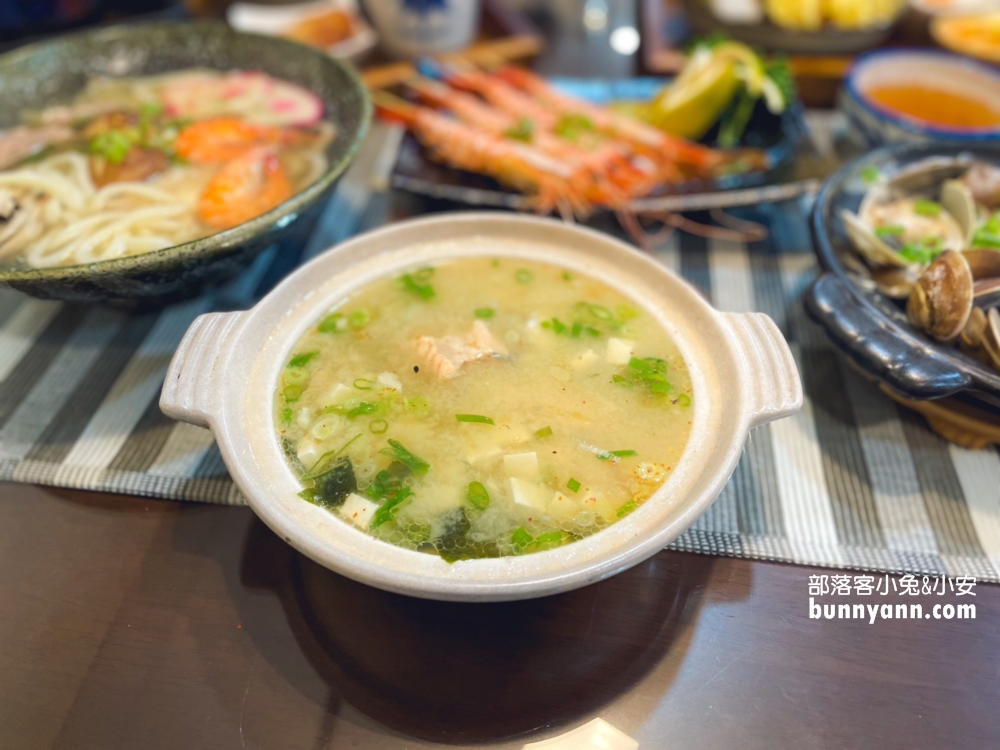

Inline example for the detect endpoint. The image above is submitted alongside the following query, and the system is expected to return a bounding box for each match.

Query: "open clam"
[907,249,973,342]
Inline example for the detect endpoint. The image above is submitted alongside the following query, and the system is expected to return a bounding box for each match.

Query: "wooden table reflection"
[2,484,997,749]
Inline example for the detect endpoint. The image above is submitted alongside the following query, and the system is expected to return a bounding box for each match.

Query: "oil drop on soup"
[276,258,693,561]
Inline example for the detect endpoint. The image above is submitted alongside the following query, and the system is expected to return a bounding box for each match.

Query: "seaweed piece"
[302,456,356,509]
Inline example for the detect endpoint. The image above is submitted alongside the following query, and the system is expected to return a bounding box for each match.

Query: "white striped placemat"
[1,123,998,581]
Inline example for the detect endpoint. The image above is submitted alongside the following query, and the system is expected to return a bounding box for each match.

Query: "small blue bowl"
[840,49,1000,147]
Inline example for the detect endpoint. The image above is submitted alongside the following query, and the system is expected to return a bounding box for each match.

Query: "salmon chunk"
[415,320,507,379]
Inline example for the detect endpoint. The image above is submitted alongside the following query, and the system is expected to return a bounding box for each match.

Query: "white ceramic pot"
[160,213,802,602]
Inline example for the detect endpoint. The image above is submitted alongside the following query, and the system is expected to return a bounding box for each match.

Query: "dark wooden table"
[2,483,997,749]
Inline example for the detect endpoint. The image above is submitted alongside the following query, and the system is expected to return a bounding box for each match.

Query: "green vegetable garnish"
[566,477,581,493]
[515,269,534,284]
[873,225,905,238]
[474,307,495,318]
[348,310,370,329]
[329,401,379,419]
[616,305,639,321]
[402,396,430,415]
[318,313,347,333]
[554,112,594,141]
[379,439,430,475]
[541,318,568,335]
[281,407,293,425]
[302,433,362,481]
[562,272,572,281]
[584,303,615,321]
[283,385,303,402]
[534,531,568,551]
[899,237,945,265]
[400,268,436,300]
[914,199,941,217]
[570,321,600,338]
[861,166,881,185]
[456,414,494,424]
[616,499,638,518]
[511,527,534,550]
[466,480,490,509]
[597,449,638,461]
[353,378,374,390]
[972,212,1000,248]
[676,393,691,407]
[614,356,673,396]
[89,129,133,165]
[288,351,319,368]
[369,418,388,434]
[533,426,553,439]
[300,456,357,510]
[504,117,534,142]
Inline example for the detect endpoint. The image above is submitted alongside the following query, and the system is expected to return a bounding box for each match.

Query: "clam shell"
[984,308,1000,371]
[973,277,1000,309]
[842,209,910,268]
[872,265,919,299]
[962,248,1000,280]
[961,306,988,348]
[906,249,974,342]
[886,156,974,193]
[940,179,978,245]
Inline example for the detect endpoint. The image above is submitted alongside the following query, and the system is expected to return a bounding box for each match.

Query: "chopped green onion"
[511,527,534,549]
[491,259,500,268]
[283,385,303,402]
[475,307,495,318]
[533,426,553,439]
[456,414,494,425]
[379,439,429,475]
[348,310,370,329]
[566,477,581,493]
[283,367,309,385]
[90,129,132,165]
[466,480,490,509]
[562,272,572,281]
[302,433,362,481]
[534,531,567,550]
[597,449,638,461]
[860,166,880,185]
[676,393,691,407]
[280,407,293,425]
[399,273,436,300]
[585,303,614,321]
[616,499,638,518]
[370,491,413,529]
[353,378,374,390]
[873,225,905,238]
[369,418,388,434]
[318,313,346,333]
[914,199,941,217]
[515,269,533,284]
[616,305,639,321]
[541,317,568,335]
[553,112,594,141]
[332,401,378,419]
[288,351,319,368]
[899,238,945,265]
[503,116,533,142]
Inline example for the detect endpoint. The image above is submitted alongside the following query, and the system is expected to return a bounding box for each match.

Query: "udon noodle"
[0,70,333,269]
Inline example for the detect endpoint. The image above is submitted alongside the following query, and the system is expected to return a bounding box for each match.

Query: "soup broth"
[866,84,1000,130]
[276,257,693,561]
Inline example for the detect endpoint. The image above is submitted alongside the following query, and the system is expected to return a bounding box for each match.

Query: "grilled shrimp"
[198,146,292,229]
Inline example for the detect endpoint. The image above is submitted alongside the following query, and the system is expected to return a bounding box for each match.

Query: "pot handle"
[804,273,973,400]
[160,311,246,429]
[721,311,803,429]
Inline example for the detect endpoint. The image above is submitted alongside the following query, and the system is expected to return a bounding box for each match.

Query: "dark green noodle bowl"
[0,20,371,305]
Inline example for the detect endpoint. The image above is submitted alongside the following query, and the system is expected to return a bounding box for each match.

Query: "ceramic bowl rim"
[845,47,1000,141]
[0,19,372,285]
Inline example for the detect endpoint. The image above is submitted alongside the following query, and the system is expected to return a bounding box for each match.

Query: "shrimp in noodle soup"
[0,69,334,269]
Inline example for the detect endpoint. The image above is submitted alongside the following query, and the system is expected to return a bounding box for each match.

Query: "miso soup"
[275,257,693,561]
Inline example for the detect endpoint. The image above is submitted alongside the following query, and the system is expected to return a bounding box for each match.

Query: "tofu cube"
[338,493,379,530]
[606,337,633,365]
[547,491,579,520]
[325,383,353,405]
[504,451,539,479]
[377,371,403,393]
[510,478,549,510]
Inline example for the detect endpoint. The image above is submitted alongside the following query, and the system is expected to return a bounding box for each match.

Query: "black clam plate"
[806,142,1000,408]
